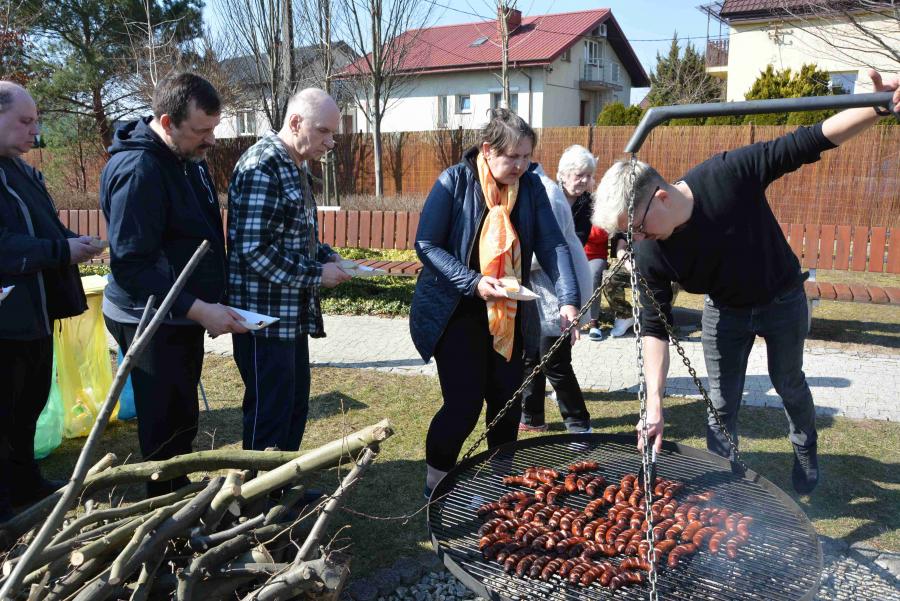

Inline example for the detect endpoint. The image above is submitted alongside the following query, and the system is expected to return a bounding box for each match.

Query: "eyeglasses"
[635,186,659,234]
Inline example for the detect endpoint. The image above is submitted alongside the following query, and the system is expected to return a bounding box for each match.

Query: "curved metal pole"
[625,91,898,154]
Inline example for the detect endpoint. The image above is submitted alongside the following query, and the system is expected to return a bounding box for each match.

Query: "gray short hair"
[592,159,666,233]
[556,144,596,182]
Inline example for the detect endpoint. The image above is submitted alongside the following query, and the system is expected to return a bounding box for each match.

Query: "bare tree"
[338,0,433,197]
[215,0,296,129]
[775,1,899,73]
[0,0,30,82]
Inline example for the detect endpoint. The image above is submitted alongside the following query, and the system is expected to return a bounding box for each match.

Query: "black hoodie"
[100,117,226,323]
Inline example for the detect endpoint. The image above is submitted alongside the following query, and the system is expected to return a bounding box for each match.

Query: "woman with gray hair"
[555,144,606,340]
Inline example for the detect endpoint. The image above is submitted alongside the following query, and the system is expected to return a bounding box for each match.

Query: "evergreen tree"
[596,102,643,126]
[743,63,835,125]
[644,33,723,125]
[24,0,204,148]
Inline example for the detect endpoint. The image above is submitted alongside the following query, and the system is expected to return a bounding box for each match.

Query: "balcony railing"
[706,38,729,67]
[578,58,622,88]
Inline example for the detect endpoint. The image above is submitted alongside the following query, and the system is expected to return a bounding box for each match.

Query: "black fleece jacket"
[100,117,226,322]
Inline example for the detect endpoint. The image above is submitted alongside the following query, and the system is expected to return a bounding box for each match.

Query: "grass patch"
[38,357,900,579]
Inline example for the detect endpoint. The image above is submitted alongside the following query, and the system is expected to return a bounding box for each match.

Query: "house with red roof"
[700,0,897,101]
[343,8,649,132]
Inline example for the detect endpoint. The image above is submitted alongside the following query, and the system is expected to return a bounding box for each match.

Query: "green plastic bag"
[34,351,65,459]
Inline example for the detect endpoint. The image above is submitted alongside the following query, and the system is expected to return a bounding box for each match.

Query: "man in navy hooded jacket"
[101,73,248,496]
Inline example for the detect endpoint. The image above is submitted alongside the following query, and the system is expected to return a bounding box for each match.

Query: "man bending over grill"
[592,69,900,495]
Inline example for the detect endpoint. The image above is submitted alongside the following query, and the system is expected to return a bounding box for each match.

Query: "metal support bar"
[625,91,898,153]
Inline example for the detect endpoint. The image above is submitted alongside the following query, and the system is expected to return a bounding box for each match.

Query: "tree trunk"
[91,86,112,152]
[499,4,510,109]
[370,86,384,198]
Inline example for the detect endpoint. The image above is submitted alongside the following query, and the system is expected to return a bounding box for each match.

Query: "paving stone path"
[204,313,900,422]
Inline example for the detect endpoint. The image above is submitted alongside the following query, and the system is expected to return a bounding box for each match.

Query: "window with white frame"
[829,72,856,94]
[237,110,256,136]
[437,95,449,127]
[456,94,472,114]
[585,40,601,64]
[491,92,519,113]
[611,62,620,83]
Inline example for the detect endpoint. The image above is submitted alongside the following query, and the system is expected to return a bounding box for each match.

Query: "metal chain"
[625,156,659,601]
[633,270,748,473]
[458,258,628,464]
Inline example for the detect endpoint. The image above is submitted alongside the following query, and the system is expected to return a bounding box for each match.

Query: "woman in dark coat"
[409,109,580,497]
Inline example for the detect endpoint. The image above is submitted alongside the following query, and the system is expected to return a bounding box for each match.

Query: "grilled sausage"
[478,518,503,536]
[681,520,704,542]
[513,496,537,515]
[737,516,754,537]
[708,530,728,555]
[477,501,505,516]
[610,570,645,589]
[564,472,578,493]
[555,536,589,554]
[495,541,527,563]
[558,558,583,578]
[725,533,749,559]
[568,460,600,473]
[582,518,607,539]
[620,557,653,571]
[667,542,698,568]
[499,491,531,505]
[515,553,540,577]
[559,509,582,531]
[654,538,677,555]
[541,557,565,581]
[546,484,566,505]
[529,555,554,579]
[478,532,510,549]
[602,485,619,504]
[568,562,592,585]
[692,526,719,548]
[585,476,607,497]
[652,518,676,539]
[684,491,715,503]
[580,542,617,559]
[522,502,545,521]
[571,513,590,536]
[501,475,541,488]
[584,498,606,518]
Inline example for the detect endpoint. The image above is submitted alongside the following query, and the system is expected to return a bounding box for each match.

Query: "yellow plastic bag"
[54,276,117,438]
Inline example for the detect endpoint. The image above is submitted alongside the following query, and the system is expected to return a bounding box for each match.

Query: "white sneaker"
[610,317,635,337]
[588,327,603,341]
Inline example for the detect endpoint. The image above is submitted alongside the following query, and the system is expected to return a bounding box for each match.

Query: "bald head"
[278,88,341,163]
[0,81,32,115]
[0,81,38,158]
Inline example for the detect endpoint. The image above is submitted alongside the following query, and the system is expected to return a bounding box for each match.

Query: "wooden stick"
[190,514,265,551]
[199,469,245,534]
[128,550,166,601]
[50,482,204,546]
[86,453,117,478]
[240,554,349,601]
[4,419,391,541]
[295,447,377,564]
[1,241,211,599]
[108,478,222,586]
[238,422,392,505]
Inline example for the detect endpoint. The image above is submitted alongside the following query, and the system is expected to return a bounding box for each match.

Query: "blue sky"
[426,0,722,103]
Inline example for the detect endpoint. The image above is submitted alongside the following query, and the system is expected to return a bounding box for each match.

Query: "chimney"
[498,6,522,32]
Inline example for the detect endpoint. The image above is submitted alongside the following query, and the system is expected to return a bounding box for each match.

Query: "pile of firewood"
[0,420,394,601]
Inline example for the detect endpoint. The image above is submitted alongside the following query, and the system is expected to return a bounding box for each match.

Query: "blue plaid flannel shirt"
[227,132,335,340]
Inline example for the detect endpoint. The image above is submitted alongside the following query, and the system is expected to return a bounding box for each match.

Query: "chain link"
[625,156,659,601]
[633,271,748,474]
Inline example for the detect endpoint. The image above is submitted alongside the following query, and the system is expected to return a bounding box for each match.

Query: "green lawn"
[39,356,900,580]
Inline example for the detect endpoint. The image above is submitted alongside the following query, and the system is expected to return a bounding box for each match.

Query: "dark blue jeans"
[232,333,310,451]
[701,284,817,460]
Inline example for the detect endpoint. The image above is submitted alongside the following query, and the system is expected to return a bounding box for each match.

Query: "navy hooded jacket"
[100,117,226,322]
[409,147,579,362]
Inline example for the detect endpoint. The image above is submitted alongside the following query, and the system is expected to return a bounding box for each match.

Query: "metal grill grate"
[428,434,822,601]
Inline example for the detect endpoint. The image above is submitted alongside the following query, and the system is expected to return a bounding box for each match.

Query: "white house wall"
[353,69,547,133]
[725,13,896,101]
[542,37,633,127]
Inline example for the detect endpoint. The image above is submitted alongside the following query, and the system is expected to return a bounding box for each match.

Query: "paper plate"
[0,286,13,302]
[498,277,538,301]
[227,306,280,330]
[339,260,387,278]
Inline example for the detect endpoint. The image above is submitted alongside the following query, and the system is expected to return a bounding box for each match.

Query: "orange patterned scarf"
[476,152,521,361]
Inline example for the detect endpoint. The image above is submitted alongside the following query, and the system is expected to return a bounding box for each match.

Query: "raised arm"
[822,70,900,146]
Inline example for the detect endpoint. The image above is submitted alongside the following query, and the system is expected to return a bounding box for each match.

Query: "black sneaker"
[791,443,819,494]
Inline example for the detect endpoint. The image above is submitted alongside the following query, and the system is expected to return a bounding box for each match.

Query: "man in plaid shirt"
[228,88,350,451]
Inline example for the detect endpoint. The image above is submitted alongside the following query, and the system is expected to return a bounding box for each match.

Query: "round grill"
[428,433,822,601]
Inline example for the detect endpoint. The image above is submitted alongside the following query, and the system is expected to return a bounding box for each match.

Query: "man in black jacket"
[593,70,900,494]
[101,73,247,496]
[0,81,103,519]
